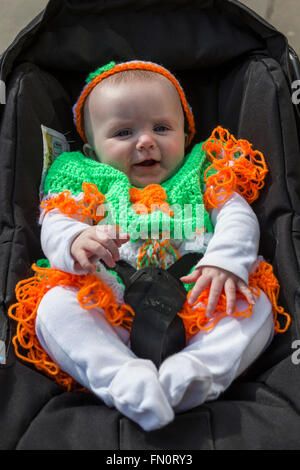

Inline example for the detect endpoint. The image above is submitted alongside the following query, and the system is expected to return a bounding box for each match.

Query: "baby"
[74,65,256,313]
[12,61,278,432]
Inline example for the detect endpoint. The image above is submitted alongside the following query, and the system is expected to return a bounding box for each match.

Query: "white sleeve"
[195,192,260,284]
[41,208,92,274]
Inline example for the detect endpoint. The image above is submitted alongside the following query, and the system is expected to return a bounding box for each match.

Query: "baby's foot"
[159,352,212,413]
[108,359,174,431]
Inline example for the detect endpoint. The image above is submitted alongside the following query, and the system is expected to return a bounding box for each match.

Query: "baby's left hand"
[180,266,256,318]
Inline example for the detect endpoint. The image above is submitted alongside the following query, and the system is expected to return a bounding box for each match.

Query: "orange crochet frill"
[203,126,269,209]
[179,260,290,338]
[8,258,290,391]
[8,263,135,391]
[129,184,174,217]
[40,182,106,224]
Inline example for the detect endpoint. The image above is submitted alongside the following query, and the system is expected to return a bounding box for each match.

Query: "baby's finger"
[75,250,97,273]
[96,235,120,262]
[96,245,117,268]
[237,280,256,305]
[89,254,99,265]
[224,277,236,315]
[97,225,129,247]
[180,267,202,284]
[116,231,130,244]
[82,239,116,268]
[188,274,211,305]
[106,225,130,245]
[205,278,224,318]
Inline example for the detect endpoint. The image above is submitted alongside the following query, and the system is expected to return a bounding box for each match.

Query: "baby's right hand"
[70,225,130,273]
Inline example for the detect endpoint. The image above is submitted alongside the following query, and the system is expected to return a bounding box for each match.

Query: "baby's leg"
[36,285,174,431]
[159,290,274,413]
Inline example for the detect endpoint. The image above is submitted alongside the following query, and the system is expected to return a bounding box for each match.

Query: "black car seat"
[1,0,300,449]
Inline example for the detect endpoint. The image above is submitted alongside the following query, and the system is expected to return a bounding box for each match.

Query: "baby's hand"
[180,266,256,318]
[70,225,130,273]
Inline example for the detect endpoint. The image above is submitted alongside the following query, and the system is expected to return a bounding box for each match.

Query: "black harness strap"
[112,252,203,367]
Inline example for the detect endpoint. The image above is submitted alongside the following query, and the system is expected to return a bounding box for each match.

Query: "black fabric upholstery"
[1,0,300,449]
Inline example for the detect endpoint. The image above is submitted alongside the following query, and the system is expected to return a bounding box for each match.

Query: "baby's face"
[83,75,186,187]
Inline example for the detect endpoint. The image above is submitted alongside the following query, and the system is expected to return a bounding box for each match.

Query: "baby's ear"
[83,143,97,159]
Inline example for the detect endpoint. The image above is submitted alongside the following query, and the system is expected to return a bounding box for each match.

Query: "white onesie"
[35,191,274,431]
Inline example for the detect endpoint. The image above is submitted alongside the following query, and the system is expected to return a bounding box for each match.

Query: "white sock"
[159,352,212,413]
[108,359,175,431]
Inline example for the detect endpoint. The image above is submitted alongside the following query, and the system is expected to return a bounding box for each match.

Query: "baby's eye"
[154,125,169,132]
[116,129,132,137]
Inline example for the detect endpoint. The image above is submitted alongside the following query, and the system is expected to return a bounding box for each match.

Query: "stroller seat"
[1,0,300,450]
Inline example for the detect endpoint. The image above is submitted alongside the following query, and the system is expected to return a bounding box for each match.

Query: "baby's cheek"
[96,140,125,163]
[164,152,185,177]
[98,151,128,173]
[108,159,128,173]
[169,141,185,163]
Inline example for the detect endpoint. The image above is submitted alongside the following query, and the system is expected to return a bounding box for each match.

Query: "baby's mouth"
[134,159,158,167]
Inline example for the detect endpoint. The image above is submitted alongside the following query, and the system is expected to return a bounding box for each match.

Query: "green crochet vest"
[43,142,215,241]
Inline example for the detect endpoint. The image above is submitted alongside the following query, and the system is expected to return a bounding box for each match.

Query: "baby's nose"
[136,134,157,151]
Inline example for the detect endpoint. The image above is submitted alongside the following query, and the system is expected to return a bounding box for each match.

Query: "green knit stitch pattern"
[43,142,215,241]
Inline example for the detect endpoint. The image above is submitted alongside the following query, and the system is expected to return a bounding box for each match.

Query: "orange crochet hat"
[73,60,196,146]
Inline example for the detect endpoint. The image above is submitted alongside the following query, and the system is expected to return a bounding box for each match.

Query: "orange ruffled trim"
[8,264,135,391]
[41,182,106,224]
[179,260,291,339]
[203,126,269,209]
[8,259,290,390]
[129,184,174,216]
